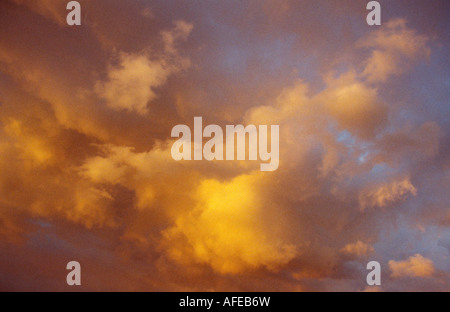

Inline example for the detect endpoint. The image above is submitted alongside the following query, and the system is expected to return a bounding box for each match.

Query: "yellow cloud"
[164,173,297,274]
[66,186,116,229]
[4,118,53,165]
[0,2,446,291]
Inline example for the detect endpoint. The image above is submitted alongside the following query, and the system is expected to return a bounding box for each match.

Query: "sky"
[0,0,449,292]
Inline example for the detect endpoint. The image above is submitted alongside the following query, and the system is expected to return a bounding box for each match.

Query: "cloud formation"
[359,178,417,210]
[360,18,430,82]
[389,254,435,278]
[96,22,193,114]
[164,173,298,274]
[0,0,448,291]
[341,241,374,257]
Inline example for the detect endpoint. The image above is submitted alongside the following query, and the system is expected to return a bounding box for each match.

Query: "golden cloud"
[164,173,298,274]
[359,178,417,210]
[0,0,447,291]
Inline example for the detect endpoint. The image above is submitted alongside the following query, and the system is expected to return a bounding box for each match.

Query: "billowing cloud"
[0,0,448,292]
[164,173,298,274]
[359,178,417,210]
[363,286,383,292]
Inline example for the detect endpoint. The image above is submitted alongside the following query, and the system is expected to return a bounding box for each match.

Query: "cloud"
[359,18,430,82]
[96,22,193,115]
[163,173,298,274]
[359,178,417,210]
[320,73,388,139]
[340,241,374,257]
[161,20,194,55]
[80,143,298,274]
[0,0,448,291]
[389,254,435,278]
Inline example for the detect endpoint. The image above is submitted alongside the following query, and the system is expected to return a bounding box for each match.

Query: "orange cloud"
[321,73,388,139]
[96,22,193,115]
[359,178,417,210]
[341,241,374,257]
[389,254,435,278]
[12,0,66,25]
[164,173,298,274]
[96,53,173,115]
[0,0,447,291]
[359,18,430,82]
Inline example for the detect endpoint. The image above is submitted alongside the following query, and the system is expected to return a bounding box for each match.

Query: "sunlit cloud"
[389,254,435,278]
[0,0,448,291]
